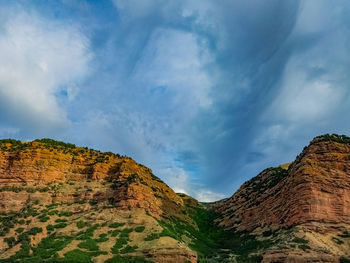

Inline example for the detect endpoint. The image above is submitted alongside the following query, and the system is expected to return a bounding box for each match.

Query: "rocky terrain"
[211,134,350,262]
[1,135,350,262]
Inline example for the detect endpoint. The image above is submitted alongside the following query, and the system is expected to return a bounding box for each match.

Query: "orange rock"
[211,135,350,231]
[0,140,184,220]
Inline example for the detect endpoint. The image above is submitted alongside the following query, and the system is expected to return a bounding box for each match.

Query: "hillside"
[1,135,350,262]
[0,139,198,262]
[211,134,350,262]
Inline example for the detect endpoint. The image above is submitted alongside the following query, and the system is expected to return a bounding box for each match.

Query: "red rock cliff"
[0,139,185,219]
[212,134,350,231]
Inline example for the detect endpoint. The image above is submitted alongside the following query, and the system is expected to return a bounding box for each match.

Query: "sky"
[1,0,350,202]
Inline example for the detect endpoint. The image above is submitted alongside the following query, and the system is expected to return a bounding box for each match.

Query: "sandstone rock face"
[261,251,339,263]
[0,140,184,219]
[211,135,350,231]
[0,140,197,263]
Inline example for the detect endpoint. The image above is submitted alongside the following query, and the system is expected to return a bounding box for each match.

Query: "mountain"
[0,139,198,263]
[1,135,350,262]
[211,134,350,262]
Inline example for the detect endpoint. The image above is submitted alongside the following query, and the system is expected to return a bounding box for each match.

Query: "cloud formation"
[1,1,350,201]
[0,6,91,136]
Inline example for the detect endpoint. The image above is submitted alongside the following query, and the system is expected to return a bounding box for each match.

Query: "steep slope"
[0,139,197,263]
[3,135,350,262]
[211,134,350,262]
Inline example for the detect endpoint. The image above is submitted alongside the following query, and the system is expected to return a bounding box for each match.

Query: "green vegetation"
[339,231,350,238]
[46,225,55,232]
[111,228,133,254]
[120,245,138,254]
[292,237,308,244]
[77,220,86,229]
[246,167,288,196]
[0,185,49,193]
[150,173,164,183]
[0,212,18,236]
[316,134,350,144]
[332,237,344,245]
[63,249,93,263]
[53,222,68,228]
[4,236,16,247]
[39,214,50,222]
[78,238,99,251]
[135,226,145,233]
[146,207,274,262]
[34,138,76,149]
[55,218,68,223]
[76,224,100,240]
[105,255,153,263]
[298,244,311,251]
[109,222,125,228]
[47,209,59,216]
[95,233,109,242]
[0,139,28,152]
[59,211,73,217]
[27,227,42,235]
[15,227,24,234]
[110,229,120,237]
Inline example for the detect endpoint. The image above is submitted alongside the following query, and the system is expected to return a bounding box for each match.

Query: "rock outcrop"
[210,134,350,262]
[3,135,350,262]
[211,134,350,232]
[0,139,197,263]
[0,139,185,219]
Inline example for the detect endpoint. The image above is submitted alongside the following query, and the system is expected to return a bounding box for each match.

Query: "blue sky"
[1,0,350,201]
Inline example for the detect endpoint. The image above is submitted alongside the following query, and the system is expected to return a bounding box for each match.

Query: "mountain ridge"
[1,135,350,262]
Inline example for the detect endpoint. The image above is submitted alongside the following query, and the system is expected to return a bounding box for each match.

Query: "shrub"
[332,237,344,245]
[27,227,42,235]
[299,244,311,251]
[54,222,67,229]
[135,226,145,233]
[110,229,120,237]
[59,211,73,217]
[95,233,109,243]
[292,237,308,244]
[55,218,68,223]
[48,210,59,216]
[39,215,50,222]
[15,227,25,233]
[34,139,76,149]
[109,222,125,228]
[76,224,99,240]
[144,233,159,241]
[120,245,138,254]
[32,235,73,259]
[63,249,92,263]
[4,237,16,247]
[77,220,86,229]
[46,225,54,232]
[78,238,99,251]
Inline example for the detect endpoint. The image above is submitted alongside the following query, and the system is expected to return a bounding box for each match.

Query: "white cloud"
[133,28,212,112]
[0,9,91,134]
[159,166,225,202]
[271,63,341,123]
[159,167,190,194]
[194,189,225,203]
[0,126,19,137]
